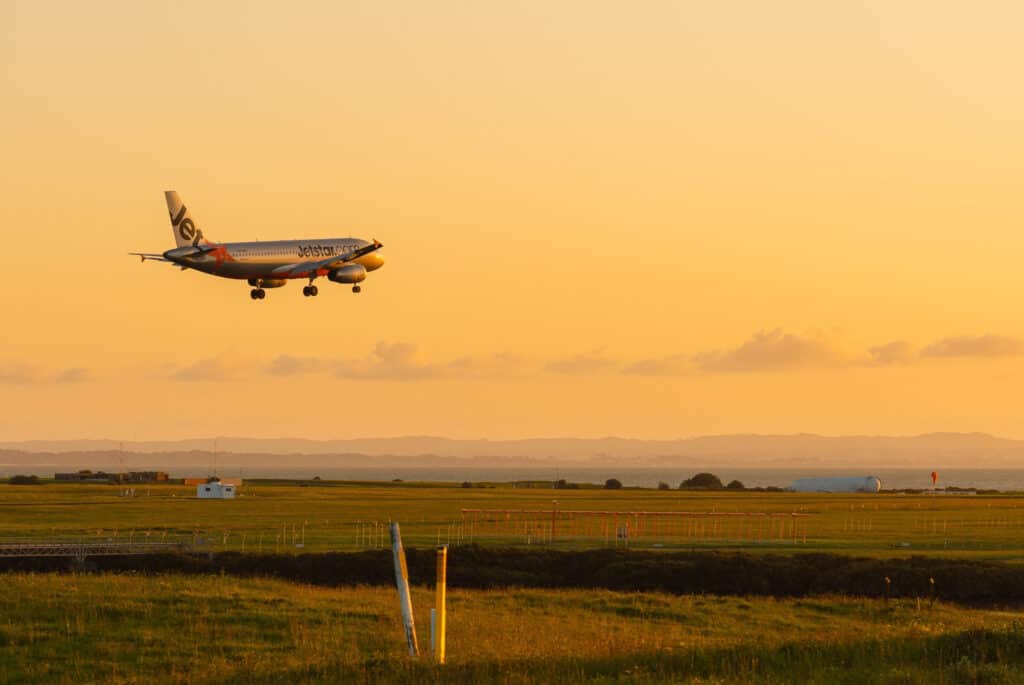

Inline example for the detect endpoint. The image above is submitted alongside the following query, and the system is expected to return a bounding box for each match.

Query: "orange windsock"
[931,471,938,486]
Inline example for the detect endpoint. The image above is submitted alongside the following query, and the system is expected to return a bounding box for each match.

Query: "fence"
[458,509,813,547]
[0,541,191,559]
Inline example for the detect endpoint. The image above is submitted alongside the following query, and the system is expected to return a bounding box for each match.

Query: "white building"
[196,481,236,499]
[790,476,882,493]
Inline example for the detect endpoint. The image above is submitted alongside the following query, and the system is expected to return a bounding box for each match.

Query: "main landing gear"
[302,285,319,297]
[249,288,266,300]
[352,285,361,293]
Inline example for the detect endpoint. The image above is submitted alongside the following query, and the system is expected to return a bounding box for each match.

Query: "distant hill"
[1,433,1023,469]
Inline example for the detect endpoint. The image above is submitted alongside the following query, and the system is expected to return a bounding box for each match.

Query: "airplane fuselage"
[163,238,385,280]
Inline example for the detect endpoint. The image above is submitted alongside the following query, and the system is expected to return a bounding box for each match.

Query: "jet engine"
[247,278,287,288]
[327,264,367,284]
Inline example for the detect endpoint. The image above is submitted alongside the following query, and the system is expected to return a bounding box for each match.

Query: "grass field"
[3,483,1024,683]
[1,573,1023,684]
[2,481,1024,559]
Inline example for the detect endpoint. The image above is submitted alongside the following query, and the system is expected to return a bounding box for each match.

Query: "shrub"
[604,478,623,490]
[9,475,41,485]
[680,472,723,490]
[657,481,671,491]
[726,479,745,490]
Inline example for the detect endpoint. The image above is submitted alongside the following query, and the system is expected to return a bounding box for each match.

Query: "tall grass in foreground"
[0,574,1022,684]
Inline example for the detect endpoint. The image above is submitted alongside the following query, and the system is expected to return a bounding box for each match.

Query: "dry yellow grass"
[1,573,1021,684]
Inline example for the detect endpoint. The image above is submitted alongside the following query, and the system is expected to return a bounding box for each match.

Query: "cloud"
[868,341,916,365]
[169,357,237,382]
[0,363,41,384]
[446,352,528,378]
[693,329,848,372]
[335,342,440,380]
[52,367,93,383]
[921,335,1024,359]
[622,354,690,376]
[0,363,100,384]
[266,354,324,377]
[266,344,529,382]
[545,354,617,375]
[183,330,1024,386]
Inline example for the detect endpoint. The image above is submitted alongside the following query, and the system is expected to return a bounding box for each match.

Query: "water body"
[227,467,1024,491]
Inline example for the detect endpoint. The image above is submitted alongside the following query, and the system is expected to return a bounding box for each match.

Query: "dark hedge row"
[3,548,1023,605]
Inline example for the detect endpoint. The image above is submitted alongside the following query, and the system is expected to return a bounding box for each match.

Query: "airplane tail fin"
[165,191,208,247]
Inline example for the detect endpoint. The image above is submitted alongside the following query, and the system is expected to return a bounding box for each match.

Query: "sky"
[3,1,1024,441]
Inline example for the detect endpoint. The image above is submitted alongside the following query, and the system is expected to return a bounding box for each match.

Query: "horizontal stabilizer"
[129,252,171,263]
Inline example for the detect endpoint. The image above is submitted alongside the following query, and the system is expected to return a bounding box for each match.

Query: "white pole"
[430,608,436,655]
[390,522,419,657]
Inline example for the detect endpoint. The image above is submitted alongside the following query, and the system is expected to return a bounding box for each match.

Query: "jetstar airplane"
[132,191,384,300]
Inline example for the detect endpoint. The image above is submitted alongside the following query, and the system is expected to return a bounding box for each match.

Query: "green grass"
[1,573,1022,684]
[3,481,1024,559]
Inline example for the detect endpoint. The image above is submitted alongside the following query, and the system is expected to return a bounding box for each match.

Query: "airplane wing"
[272,240,382,277]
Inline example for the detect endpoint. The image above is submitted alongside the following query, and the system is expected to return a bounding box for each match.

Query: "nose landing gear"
[352,285,362,293]
[302,285,319,297]
[250,288,266,300]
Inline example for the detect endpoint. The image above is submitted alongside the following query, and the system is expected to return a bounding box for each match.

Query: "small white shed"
[196,482,236,499]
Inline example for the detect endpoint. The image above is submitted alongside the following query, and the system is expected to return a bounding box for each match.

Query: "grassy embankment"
[2,481,1023,559]
[1,573,1023,684]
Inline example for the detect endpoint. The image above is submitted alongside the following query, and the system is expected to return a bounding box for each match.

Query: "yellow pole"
[435,545,448,664]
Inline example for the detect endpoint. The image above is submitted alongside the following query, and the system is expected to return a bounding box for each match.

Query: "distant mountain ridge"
[1,433,1023,468]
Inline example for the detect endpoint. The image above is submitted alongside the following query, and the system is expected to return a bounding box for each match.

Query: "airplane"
[132,191,384,300]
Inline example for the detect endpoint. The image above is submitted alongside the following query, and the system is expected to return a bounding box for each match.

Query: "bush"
[604,478,623,490]
[657,481,671,491]
[6,549,1024,605]
[460,481,473,488]
[8,475,41,485]
[680,472,723,490]
[726,479,745,490]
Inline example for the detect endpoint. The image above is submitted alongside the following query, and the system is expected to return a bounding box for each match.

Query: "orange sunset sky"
[3,2,1024,441]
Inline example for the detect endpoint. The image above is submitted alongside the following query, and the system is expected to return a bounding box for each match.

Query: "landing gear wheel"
[250,289,260,300]
[256,288,266,299]
[309,285,318,296]
[302,286,311,297]
[352,285,362,293]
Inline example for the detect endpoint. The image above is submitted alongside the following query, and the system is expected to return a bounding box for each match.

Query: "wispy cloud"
[921,335,1024,359]
[335,342,441,380]
[266,354,324,377]
[0,363,99,384]
[545,354,617,375]
[169,357,237,382]
[52,367,93,383]
[868,341,916,365]
[266,343,528,381]
[164,331,1024,385]
[622,354,690,376]
[693,329,848,372]
[0,363,40,384]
